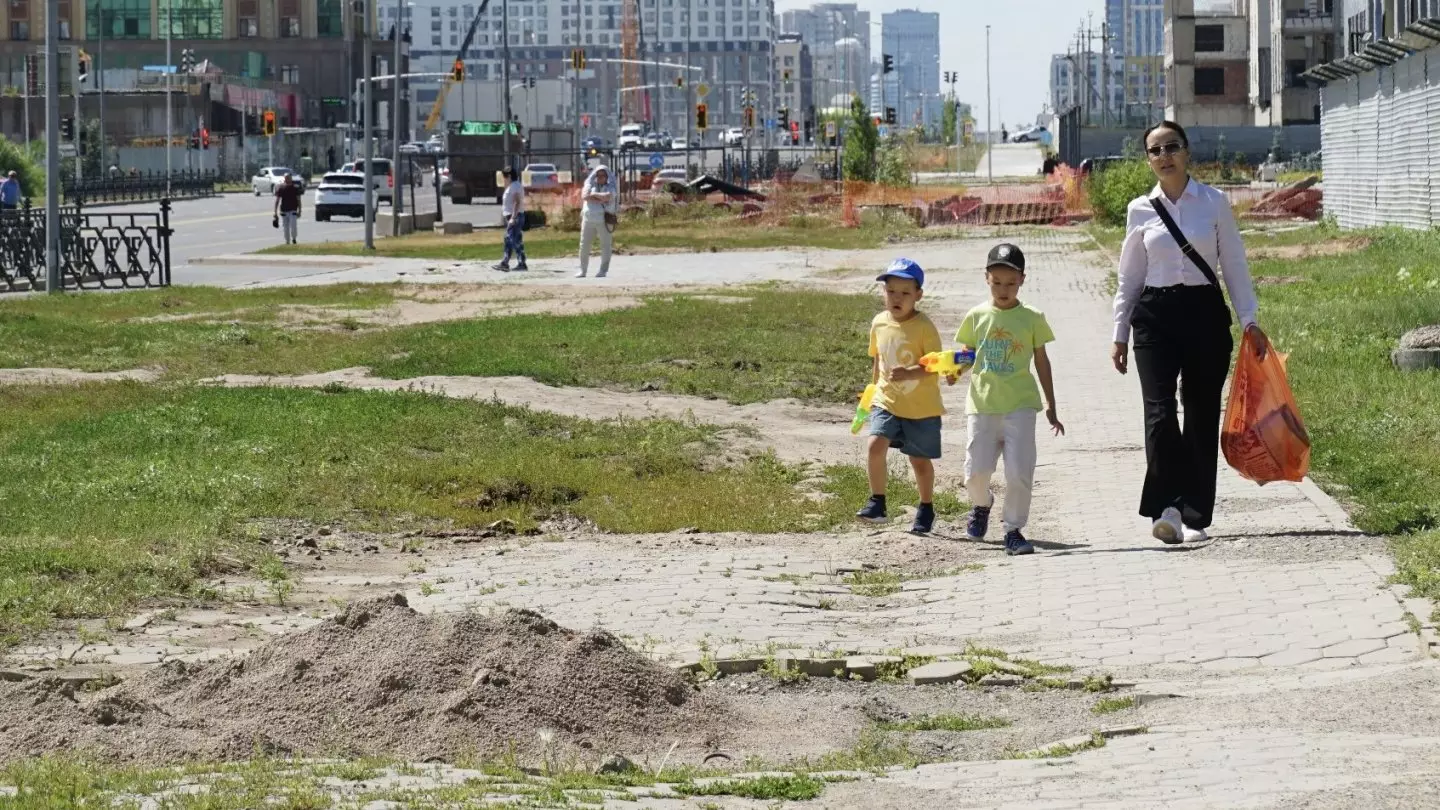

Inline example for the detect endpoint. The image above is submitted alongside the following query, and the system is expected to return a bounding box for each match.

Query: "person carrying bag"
[1111,120,1275,545]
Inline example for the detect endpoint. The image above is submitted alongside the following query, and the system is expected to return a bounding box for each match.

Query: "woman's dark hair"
[1142,120,1190,149]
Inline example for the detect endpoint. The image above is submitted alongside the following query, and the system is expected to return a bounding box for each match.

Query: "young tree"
[941,98,957,145]
[0,136,45,201]
[842,95,878,182]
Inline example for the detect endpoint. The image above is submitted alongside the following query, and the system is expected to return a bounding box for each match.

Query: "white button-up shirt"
[1112,178,1259,343]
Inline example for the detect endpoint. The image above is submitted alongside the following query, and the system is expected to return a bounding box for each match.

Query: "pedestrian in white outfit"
[578,165,616,278]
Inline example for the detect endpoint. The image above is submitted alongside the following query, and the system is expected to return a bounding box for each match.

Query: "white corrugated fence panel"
[1322,78,1360,229]
[1392,57,1429,230]
[1372,66,1400,231]
[1354,69,1383,229]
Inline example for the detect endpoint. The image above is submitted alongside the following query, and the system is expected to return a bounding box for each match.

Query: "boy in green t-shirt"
[955,244,1065,556]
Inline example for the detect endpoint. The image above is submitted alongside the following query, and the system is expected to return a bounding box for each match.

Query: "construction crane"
[423,0,492,134]
[622,0,641,124]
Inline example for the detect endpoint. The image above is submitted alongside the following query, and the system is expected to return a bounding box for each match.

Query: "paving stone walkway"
[9,231,1439,808]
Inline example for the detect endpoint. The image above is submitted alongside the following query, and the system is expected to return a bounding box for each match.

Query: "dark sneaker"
[514,263,529,271]
[492,262,510,272]
[911,503,935,534]
[1004,529,1035,556]
[966,505,991,540]
[856,496,887,523]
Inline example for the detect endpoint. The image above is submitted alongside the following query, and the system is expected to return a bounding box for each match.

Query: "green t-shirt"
[955,302,1055,415]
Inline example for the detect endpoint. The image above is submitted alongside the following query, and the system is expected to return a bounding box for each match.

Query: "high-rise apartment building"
[774,33,812,135]
[1050,50,1126,126]
[778,2,868,108]
[407,0,777,139]
[880,8,939,129]
[0,0,365,129]
[1105,0,1166,125]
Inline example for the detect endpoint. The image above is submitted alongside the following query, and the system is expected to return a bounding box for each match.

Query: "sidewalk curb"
[187,255,369,270]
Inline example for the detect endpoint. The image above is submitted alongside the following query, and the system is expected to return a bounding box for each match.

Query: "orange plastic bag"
[1221,331,1311,485]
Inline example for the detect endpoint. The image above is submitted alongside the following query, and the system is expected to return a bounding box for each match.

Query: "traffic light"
[778,107,789,131]
[743,106,755,130]
[201,127,210,149]
[262,109,277,137]
[59,116,74,141]
[452,59,465,81]
[882,54,894,74]
[696,103,708,130]
[885,107,897,125]
[571,48,586,71]
[526,76,536,89]
[675,75,684,88]
[804,118,813,142]
[189,134,200,150]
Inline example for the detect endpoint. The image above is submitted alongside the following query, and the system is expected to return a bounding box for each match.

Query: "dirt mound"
[0,596,718,764]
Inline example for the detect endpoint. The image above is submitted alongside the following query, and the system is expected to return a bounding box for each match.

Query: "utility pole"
[165,0,172,198]
[391,0,404,234]
[985,24,992,185]
[44,0,60,293]
[363,0,375,250]
[98,9,106,171]
[502,0,513,169]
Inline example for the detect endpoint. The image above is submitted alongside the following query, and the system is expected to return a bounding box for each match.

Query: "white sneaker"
[1183,527,1209,543]
[575,270,587,278]
[1152,507,1183,545]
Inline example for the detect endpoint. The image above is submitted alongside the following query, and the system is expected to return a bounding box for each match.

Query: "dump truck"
[445,119,519,205]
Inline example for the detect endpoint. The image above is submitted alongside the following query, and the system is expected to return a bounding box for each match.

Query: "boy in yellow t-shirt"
[956,243,1065,556]
[857,258,949,534]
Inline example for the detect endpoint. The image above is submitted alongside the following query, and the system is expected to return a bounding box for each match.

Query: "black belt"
[1143,283,1216,294]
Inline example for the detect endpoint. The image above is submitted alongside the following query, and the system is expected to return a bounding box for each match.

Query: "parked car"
[523,163,560,191]
[720,127,746,146]
[313,172,368,221]
[653,167,689,192]
[618,124,646,150]
[1078,155,1126,176]
[1010,126,1048,143]
[252,167,304,196]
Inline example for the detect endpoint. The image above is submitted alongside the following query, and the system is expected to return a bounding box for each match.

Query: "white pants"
[579,217,612,276]
[281,211,298,243]
[964,409,1038,531]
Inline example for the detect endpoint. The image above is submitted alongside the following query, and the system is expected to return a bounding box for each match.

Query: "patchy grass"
[1004,731,1108,760]
[1091,696,1137,715]
[1248,229,1440,600]
[0,384,889,645]
[874,714,1012,733]
[257,216,918,261]
[0,286,881,407]
[841,560,978,597]
[0,755,827,809]
[0,283,400,375]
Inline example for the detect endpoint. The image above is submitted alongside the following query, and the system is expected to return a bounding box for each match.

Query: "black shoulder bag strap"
[1149,194,1221,289]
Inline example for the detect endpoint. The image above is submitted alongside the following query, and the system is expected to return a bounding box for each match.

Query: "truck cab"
[618,124,646,151]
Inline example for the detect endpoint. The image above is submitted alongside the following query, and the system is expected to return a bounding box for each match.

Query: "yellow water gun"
[919,348,977,377]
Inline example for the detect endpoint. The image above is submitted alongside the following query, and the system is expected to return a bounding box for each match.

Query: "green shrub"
[0,134,45,201]
[876,137,911,187]
[1086,158,1155,226]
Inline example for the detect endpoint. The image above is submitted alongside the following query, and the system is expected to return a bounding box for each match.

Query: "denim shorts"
[869,408,943,460]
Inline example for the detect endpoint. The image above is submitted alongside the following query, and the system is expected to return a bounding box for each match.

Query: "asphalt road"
[107,191,507,267]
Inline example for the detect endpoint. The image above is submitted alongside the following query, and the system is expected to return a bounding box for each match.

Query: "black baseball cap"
[987,243,1026,273]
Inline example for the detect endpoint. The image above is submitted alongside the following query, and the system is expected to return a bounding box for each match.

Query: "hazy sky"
[774,0,1109,129]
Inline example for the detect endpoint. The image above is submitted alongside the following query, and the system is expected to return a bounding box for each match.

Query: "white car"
[653,167,689,192]
[338,159,393,203]
[618,123,646,150]
[252,167,303,195]
[313,172,368,221]
[523,163,560,190]
[1010,126,1048,143]
[720,127,746,146]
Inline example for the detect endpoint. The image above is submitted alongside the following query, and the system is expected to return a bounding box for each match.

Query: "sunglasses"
[1146,142,1186,157]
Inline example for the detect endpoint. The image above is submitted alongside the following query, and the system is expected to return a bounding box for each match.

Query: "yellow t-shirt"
[955,301,1055,415]
[868,311,945,419]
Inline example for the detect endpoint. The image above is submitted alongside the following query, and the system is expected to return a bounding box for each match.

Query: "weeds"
[874,714,1012,733]
[1091,696,1137,715]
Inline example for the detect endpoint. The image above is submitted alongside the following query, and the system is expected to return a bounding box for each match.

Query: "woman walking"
[1111,121,1269,544]
[577,165,617,278]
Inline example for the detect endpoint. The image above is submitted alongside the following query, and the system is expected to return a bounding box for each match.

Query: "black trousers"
[1131,285,1233,530]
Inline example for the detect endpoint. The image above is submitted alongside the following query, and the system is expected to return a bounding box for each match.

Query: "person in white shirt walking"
[495,167,528,272]
[577,165,617,278]
[1111,120,1270,546]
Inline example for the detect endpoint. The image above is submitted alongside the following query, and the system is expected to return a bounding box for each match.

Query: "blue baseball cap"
[876,257,924,288]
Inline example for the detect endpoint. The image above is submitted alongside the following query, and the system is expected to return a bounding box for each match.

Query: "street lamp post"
[165,0,173,197]
[390,0,405,234]
[985,24,992,185]
[44,0,60,292]
[363,0,375,250]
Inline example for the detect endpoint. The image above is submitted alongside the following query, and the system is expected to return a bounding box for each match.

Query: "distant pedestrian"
[577,165,616,278]
[1001,126,1008,143]
[494,167,528,272]
[0,171,20,210]
[273,172,303,244]
[1111,120,1268,544]
[327,146,337,172]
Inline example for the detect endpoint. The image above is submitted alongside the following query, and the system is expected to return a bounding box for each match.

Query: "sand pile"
[0,595,718,764]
